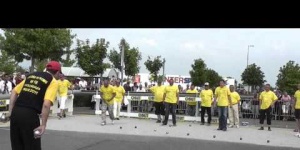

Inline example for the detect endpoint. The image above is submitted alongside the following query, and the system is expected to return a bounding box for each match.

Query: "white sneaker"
[236,125,239,128]
[228,125,234,128]
[295,133,300,137]
[101,122,106,126]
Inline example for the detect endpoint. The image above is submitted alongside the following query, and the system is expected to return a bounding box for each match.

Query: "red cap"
[46,61,61,73]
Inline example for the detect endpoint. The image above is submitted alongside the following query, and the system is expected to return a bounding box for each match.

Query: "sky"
[1,28,300,86]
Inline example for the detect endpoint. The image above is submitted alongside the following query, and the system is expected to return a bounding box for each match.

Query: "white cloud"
[180,41,205,52]
[133,38,158,47]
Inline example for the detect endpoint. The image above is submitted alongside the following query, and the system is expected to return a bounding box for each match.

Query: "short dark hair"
[265,84,270,86]
[220,79,226,83]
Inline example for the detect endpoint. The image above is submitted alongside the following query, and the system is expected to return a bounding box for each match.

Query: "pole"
[247,45,250,68]
[120,40,125,85]
[162,58,165,84]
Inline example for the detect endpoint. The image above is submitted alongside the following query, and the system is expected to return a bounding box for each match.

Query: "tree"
[241,63,266,90]
[276,60,300,95]
[75,38,110,76]
[108,48,121,70]
[15,66,26,73]
[35,59,48,72]
[61,46,76,67]
[144,56,164,82]
[189,58,207,86]
[108,38,142,77]
[0,28,75,72]
[0,50,16,74]
[205,68,223,88]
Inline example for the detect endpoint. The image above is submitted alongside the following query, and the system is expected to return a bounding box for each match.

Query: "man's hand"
[33,125,46,139]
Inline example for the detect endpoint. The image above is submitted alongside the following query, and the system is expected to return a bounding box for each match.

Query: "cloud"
[180,41,205,52]
[133,38,158,47]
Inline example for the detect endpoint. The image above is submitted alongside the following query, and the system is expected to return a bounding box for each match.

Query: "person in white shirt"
[136,84,145,92]
[79,78,87,90]
[0,74,12,94]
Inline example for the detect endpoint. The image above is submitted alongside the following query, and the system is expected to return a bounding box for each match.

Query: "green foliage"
[276,60,300,95]
[189,58,222,87]
[189,58,207,86]
[75,38,109,76]
[205,68,223,88]
[144,56,164,82]
[0,50,16,74]
[241,63,266,89]
[108,38,142,77]
[35,59,48,72]
[0,28,75,72]
[61,46,76,67]
[15,65,27,73]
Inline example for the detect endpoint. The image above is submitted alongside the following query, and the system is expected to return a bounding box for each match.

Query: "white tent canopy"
[61,67,119,78]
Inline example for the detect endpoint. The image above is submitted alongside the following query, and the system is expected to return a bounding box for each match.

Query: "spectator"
[281,91,291,121]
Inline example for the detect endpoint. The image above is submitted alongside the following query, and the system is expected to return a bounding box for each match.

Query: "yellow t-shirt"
[215,86,231,107]
[294,90,300,109]
[186,89,198,105]
[259,91,278,109]
[58,79,71,97]
[99,85,116,105]
[230,91,241,105]
[200,89,214,107]
[150,85,165,102]
[164,85,179,104]
[114,85,125,103]
[14,77,58,104]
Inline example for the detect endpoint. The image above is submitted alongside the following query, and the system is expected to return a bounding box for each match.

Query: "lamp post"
[247,45,254,67]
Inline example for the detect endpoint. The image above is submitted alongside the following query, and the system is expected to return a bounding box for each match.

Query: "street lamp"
[247,45,254,67]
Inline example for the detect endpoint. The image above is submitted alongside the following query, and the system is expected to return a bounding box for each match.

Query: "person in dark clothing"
[6,61,61,150]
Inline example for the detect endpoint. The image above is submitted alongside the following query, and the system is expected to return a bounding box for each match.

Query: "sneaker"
[258,127,264,130]
[116,118,120,120]
[268,127,271,131]
[222,128,227,131]
[217,128,222,130]
[101,122,106,126]
[236,125,239,129]
[63,114,66,118]
[156,120,162,123]
[200,123,205,125]
[228,125,234,128]
[162,123,167,126]
[294,133,300,137]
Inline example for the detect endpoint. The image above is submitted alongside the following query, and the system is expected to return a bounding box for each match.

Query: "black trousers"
[259,107,272,125]
[163,102,177,125]
[10,106,41,150]
[154,102,165,116]
[201,106,211,123]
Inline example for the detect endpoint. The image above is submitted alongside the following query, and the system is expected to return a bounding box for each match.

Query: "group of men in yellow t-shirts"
[99,79,125,126]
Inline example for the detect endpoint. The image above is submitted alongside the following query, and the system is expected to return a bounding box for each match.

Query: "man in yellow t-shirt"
[99,79,116,126]
[214,80,231,131]
[57,74,72,119]
[150,80,165,123]
[228,85,241,128]
[294,84,300,137]
[113,80,125,120]
[258,84,278,131]
[200,82,214,125]
[186,84,198,116]
[162,78,179,126]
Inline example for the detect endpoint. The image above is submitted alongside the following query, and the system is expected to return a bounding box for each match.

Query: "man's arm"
[8,90,18,117]
[34,79,58,138]
[176,92,179,104]
[8,80,25,117]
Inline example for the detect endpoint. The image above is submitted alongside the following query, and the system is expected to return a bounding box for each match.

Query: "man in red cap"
[7,60,61,150]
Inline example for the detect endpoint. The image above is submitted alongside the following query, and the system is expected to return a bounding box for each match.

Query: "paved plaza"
[1,114,299,150]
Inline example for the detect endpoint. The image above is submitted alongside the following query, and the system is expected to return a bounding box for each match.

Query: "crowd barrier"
[91,92,297,123]
[0,93,74,117]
